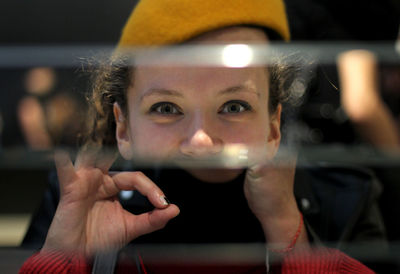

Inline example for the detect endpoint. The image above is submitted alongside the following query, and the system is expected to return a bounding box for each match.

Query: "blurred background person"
[17,67,86,150]
[337,49,400,150]
[284,0,400,147]
[284,0,400,246]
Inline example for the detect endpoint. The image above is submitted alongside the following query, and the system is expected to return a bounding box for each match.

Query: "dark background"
[0,0,137,45]
[0,0,398,45]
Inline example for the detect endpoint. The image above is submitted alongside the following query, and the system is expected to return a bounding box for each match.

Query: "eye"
[219,100,252,114]
[150,102,182,115]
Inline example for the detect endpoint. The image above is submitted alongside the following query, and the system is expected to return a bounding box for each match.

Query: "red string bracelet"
[138,253,148,274]
[269,212,303,254]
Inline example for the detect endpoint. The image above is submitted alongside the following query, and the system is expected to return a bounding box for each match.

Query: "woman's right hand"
[41,149,180,257]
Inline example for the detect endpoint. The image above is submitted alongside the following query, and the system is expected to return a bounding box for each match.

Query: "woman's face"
[114,27,281,182]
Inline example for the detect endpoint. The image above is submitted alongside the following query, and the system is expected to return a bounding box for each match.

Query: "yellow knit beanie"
[118,0,290,47]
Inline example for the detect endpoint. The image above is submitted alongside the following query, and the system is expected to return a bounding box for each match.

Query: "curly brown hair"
[83,51,303,150]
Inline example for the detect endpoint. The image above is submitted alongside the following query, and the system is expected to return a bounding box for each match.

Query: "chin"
[186,168,244,183]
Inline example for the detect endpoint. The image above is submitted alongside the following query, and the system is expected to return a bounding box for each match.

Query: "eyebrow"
[140,84,260,101]
[140,88,183,101]
[218,85,260,98]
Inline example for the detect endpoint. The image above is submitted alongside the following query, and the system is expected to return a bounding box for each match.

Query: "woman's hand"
[42,149,180,257]
[244,156,308,249]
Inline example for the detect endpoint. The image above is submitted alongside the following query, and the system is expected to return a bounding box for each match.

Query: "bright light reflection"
[222,44,253,68]
[120,190,134,200]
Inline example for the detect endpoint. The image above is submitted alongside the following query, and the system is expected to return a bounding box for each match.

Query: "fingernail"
[160,195,170,206]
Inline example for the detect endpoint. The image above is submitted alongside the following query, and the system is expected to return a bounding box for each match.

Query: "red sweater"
[19,248,374,274]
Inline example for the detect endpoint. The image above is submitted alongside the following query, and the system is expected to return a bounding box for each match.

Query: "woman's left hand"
[244,157,307,247]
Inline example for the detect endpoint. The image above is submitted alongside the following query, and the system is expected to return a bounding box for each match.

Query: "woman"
[20,0,384,272]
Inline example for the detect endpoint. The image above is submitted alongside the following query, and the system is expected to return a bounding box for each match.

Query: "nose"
[180,127,223,157]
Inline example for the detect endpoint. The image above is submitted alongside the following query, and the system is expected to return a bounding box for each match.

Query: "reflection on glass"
[0,43,399,274]
[222,44,254,68]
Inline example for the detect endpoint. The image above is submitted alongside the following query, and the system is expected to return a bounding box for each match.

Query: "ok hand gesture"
[42,149,180,256]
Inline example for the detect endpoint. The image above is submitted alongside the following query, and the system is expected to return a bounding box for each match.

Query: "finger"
[246,163,267,180]
[111,171,170,208]
[247,157,296,181]
[74,145,101,170]
[54,150,77,192]
[125,204,180,240]
[94,150,118,173]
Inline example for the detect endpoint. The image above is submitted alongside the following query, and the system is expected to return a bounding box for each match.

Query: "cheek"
[129,119,182,157]
[218,116,272,162]
[219,117,270,145]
